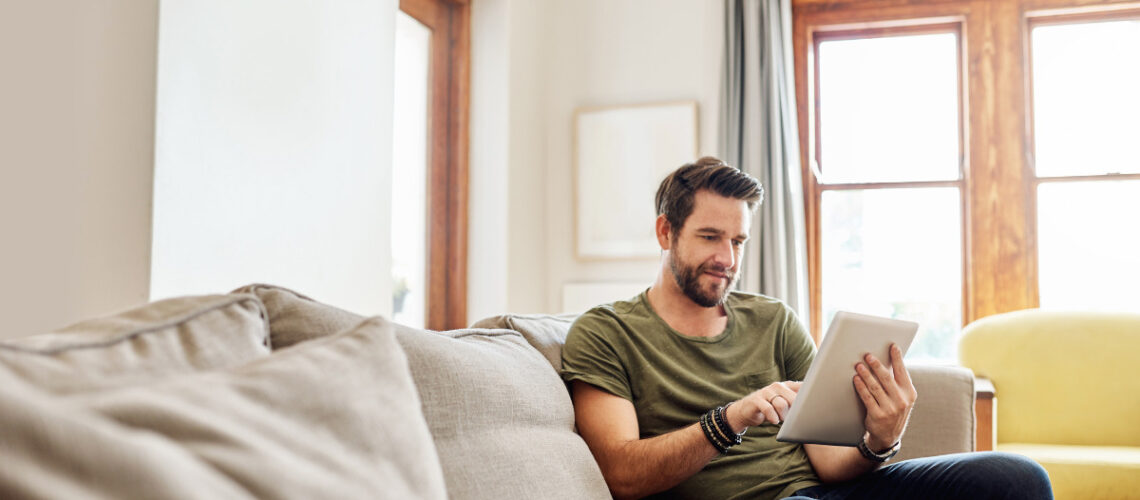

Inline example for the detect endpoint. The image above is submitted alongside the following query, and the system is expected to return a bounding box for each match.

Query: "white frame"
[573,100,699,260]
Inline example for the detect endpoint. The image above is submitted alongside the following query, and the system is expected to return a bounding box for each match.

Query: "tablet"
[775,311,918,446]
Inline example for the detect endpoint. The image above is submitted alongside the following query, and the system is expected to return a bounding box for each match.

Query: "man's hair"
[654,156,764,235]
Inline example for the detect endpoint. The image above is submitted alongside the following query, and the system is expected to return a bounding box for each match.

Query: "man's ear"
[656,215,672,250]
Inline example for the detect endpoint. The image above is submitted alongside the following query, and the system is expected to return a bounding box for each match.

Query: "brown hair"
[654,156,764,234]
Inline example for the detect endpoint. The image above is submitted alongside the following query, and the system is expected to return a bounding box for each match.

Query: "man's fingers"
[856,361,890,404]
[853,374,878,410]
[771,396,791,421]
[769,383,799,404]
[890,344,915,391]
[863,353,897,398]
[759,404,781,425]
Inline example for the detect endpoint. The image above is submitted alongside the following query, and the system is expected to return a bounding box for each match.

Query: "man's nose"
[714,240,736,269]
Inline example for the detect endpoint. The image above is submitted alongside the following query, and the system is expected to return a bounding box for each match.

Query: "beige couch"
[0,284,978,499]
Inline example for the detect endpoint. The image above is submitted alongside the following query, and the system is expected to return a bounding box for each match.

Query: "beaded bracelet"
[699,410,732,454]
[712,405,743,446]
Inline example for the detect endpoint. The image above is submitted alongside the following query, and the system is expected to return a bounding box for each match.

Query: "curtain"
[721,0,810,327]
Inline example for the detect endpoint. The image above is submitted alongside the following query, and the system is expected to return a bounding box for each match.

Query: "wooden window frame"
[793,0,1138,343]
[807,21,968,344]
[399,0,470,330]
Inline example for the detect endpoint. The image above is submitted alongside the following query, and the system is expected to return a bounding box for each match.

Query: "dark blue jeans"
[784,452,1053,500]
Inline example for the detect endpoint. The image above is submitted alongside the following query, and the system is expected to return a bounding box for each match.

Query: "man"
[561,157,1051,499]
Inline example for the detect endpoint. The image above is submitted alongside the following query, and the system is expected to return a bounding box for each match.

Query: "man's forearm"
[599,423,720,500]
[802,443,880,483]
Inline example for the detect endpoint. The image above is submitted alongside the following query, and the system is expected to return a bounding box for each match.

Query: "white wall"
[0,1,157,337]
[469,0,552,319]
[469,0,724,317]
[543,0,724,312]
[151,0,398,315]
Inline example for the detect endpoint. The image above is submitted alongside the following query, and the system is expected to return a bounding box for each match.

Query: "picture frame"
[573,100,699,260]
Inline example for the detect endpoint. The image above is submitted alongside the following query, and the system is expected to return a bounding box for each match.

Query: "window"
[395,0,469,330]
[1029,16,1140,311]
[814,29,964,362]
[794,0,1140,360]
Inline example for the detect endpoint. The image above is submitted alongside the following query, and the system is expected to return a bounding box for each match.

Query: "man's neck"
[646,276,728,338]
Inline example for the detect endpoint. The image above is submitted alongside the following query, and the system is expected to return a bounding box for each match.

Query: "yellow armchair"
[960,309,1140,500]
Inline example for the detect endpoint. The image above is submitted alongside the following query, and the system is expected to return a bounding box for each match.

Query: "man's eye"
[732,240,744,247]
[702,235,717,241]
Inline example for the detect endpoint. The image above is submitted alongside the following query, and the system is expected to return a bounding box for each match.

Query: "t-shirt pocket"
[742,367,781,392]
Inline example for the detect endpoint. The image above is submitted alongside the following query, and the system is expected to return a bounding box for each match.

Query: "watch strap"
[857,438,901,463]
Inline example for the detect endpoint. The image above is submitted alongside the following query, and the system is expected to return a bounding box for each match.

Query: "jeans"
[783,452,1053,500]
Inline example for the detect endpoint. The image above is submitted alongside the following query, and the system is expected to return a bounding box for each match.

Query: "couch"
[960,309,1140,500]
[0,284,979,499]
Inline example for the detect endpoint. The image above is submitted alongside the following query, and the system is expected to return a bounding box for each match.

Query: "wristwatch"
[857,438,901,463]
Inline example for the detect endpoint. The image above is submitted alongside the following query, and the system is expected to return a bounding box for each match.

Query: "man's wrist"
[857,436,901,463]
[724,401,749,434]
[865,436,894,453]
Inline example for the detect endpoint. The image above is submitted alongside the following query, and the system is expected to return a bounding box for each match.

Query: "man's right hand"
[726,381,803,432]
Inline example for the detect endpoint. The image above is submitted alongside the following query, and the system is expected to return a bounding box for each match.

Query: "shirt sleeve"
[779,305,817,381]
[560,310,633,402]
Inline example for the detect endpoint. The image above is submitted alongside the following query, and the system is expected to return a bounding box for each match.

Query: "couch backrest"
[470,313,578,372]
[960,309,1140,447]
[246,285,611,499]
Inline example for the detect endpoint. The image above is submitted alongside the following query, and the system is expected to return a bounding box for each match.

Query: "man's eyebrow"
[694,227,725,235]
[694,227,749,240]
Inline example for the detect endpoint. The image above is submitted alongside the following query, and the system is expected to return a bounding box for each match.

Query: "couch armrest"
[894,364,976,462]
[974,377,995,452]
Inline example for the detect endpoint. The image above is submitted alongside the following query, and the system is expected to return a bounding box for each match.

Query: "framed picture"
[574,100,699,260]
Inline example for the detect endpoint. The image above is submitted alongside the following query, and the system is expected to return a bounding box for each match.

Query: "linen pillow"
[393,320,611,499]
[0,294,270,394]
[0,317,447,500]
[231,284,363,349]
[470,313,579,372]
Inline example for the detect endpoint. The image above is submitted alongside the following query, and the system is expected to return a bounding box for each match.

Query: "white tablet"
[775,311,918,446]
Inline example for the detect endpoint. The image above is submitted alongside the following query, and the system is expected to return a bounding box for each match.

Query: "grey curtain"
[721,0,809,326]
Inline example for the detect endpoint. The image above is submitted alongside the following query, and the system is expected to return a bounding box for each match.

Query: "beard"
[668,243,737,308]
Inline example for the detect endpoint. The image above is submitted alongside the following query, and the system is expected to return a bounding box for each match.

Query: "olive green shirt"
[561,290,820,500]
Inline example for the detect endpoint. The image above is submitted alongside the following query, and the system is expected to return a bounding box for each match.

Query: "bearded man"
[560,157,1051,500]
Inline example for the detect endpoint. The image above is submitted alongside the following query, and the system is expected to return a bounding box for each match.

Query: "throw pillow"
[393,319,611,499]
[0,317,447,500]
[470,313,579,373]
[231,284,364,349]
[0,294,270,394]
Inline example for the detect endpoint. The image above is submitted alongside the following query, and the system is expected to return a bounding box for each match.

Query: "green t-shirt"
[561,290,820,500]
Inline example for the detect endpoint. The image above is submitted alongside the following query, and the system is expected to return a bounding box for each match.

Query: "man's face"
[667,191,751,308]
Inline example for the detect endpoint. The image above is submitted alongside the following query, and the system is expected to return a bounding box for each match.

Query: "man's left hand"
[853,343,917,452]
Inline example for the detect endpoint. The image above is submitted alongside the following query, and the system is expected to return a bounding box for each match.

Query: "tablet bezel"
[775,311,918,446]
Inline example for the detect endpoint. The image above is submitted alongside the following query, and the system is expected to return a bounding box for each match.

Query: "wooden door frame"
[399,0,470,330]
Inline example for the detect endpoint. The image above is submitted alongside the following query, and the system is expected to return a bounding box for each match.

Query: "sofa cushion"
[998,443,1140,500]
[0,317,447,499]
[392,319,610,499]
[470,313,578,372]
[0,294,270,394]
[231,284,363,349]
[895,364,976,462]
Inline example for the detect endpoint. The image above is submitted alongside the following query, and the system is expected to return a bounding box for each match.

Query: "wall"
[468,0,552,319]
[151,0,398,316]
[543,0,724,312]
[0,1,158,337]
[469,0,724,317]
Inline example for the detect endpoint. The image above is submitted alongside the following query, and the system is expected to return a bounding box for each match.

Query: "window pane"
[821,188,962,363]
[1037,180,1140,310]
[818,33,960,184]
[1032,20,1140,176]
[391,11,431,328]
